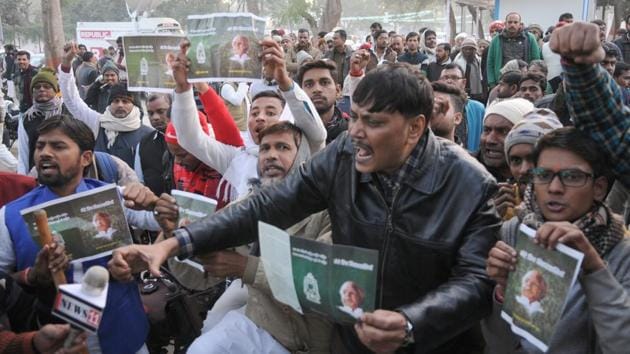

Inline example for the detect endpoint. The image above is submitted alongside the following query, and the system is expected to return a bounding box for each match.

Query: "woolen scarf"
[100,106,141,148]
[518,185,626,257]
[23,96,63,123]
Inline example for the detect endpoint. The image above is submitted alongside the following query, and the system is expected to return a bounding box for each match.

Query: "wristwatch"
[402,318,415,347]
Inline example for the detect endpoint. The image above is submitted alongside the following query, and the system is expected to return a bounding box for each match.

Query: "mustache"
[352,140,372,152]
[263,162,286,173]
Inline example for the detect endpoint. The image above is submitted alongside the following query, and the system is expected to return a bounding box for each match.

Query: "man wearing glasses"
[439,63,485,152]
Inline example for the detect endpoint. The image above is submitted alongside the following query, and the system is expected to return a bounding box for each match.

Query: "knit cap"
[108,84,135,105]
[484,98,534,126]
[461,37,477,50]
[296,50,313,66]
[100,60,120,76]
[504,108,563,158]
[31,67,59,92]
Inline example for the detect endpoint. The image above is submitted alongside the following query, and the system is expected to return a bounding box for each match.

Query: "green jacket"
[486,32,541,87]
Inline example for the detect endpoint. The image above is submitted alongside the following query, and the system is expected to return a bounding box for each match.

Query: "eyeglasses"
[529,168,593,187]
[440,75,464,81]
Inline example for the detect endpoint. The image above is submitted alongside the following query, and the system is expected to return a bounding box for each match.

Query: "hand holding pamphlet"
[258,221,379,324]
[501,224,584,352]
[21,184,133,263]
[170,190,217,271]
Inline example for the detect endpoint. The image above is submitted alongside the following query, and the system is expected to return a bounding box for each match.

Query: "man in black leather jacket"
[111,63,501,354]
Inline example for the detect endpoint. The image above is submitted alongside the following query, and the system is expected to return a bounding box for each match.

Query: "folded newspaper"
[258,221,379,323]
[171,190,218,271]
[501,224,584,352]
[21,184,133,262]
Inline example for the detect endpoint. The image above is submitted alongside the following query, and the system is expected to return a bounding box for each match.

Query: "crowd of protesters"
[0,8,629,354]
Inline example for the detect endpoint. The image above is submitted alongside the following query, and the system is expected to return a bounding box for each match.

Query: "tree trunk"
[319,0,342,33]
[41,0,65,68]
[449,3,457,43]
[246,0,261,15]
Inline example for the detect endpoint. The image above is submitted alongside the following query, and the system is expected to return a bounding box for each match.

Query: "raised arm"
[551,22,630,189]
[170,44,240,174]
[58,43,101,137]
[260,38,327,153]
[197,83,244,147]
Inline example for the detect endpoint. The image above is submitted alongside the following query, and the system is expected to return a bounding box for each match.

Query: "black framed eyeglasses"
[529,168,594,187]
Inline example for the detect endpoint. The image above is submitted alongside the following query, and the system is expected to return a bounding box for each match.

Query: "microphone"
[34,209,67,287]
[52,265,109,347]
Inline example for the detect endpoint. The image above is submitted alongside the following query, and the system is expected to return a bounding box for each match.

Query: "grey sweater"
[482,218,630,354]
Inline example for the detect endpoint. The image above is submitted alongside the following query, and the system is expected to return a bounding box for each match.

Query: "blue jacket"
[465,100,485,153]
[4,179,148,354]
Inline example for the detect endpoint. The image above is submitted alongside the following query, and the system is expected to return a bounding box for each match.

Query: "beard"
[313,99,334,116]
[37,164,81,188]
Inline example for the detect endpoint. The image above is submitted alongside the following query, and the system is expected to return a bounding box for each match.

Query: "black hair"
[252,90,286,107]
[78,44,87,50]
[296,59,338,85]
[505,12,522,22]
[36,115,96,153]
[558,13,573,22]
[423,29,437,38]
[374,30,388,40]
[298,28,309,34]
[82,51,94,62]
[431,81,466,113]
[614,62,629,78]
[335,29,347,41]
[591,19,606,27]
[443,63,464,77]
[437,43,452,52]
[147,93,172,106]
[16,50,30,59]
[406,32,420,42]
[258,121,303,148]
[533,127,610,180]
[603,42,621,60]
[352,63,433,121]
[520,73,547,92]
[499,71,523,86]
[365,35,372,42]
[528,60,548,75]
[370,22,382,30]
[388,31,397,37]
[317,31,327,39]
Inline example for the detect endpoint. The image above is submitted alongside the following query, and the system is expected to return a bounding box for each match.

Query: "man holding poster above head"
[111,63,501,354]
[186,12,266,81]
[167,38,325,202]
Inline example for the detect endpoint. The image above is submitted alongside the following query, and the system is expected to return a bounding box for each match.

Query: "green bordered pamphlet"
[122,34,185,93]
[501,224,584,352]
[258,221,379,324]
[186,12,265,82]
[171,190,217,271]
[20,184,133,262]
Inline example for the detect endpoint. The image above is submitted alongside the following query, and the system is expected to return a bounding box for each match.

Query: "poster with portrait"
[501,224,584,352]
[259,222,378,324]
[21,184,133,263]
[186,12,266,82]
[122,34,185,93]
[169,190,217,272]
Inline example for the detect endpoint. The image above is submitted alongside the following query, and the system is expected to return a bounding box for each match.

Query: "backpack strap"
[94,151,119,184]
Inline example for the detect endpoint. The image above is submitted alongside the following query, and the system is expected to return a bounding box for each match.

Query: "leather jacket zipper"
[373,184,400,308]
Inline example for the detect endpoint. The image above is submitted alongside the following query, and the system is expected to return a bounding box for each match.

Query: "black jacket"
[185,131,500,353]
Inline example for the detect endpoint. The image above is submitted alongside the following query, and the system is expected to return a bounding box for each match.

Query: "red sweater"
[173,88,244,208]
